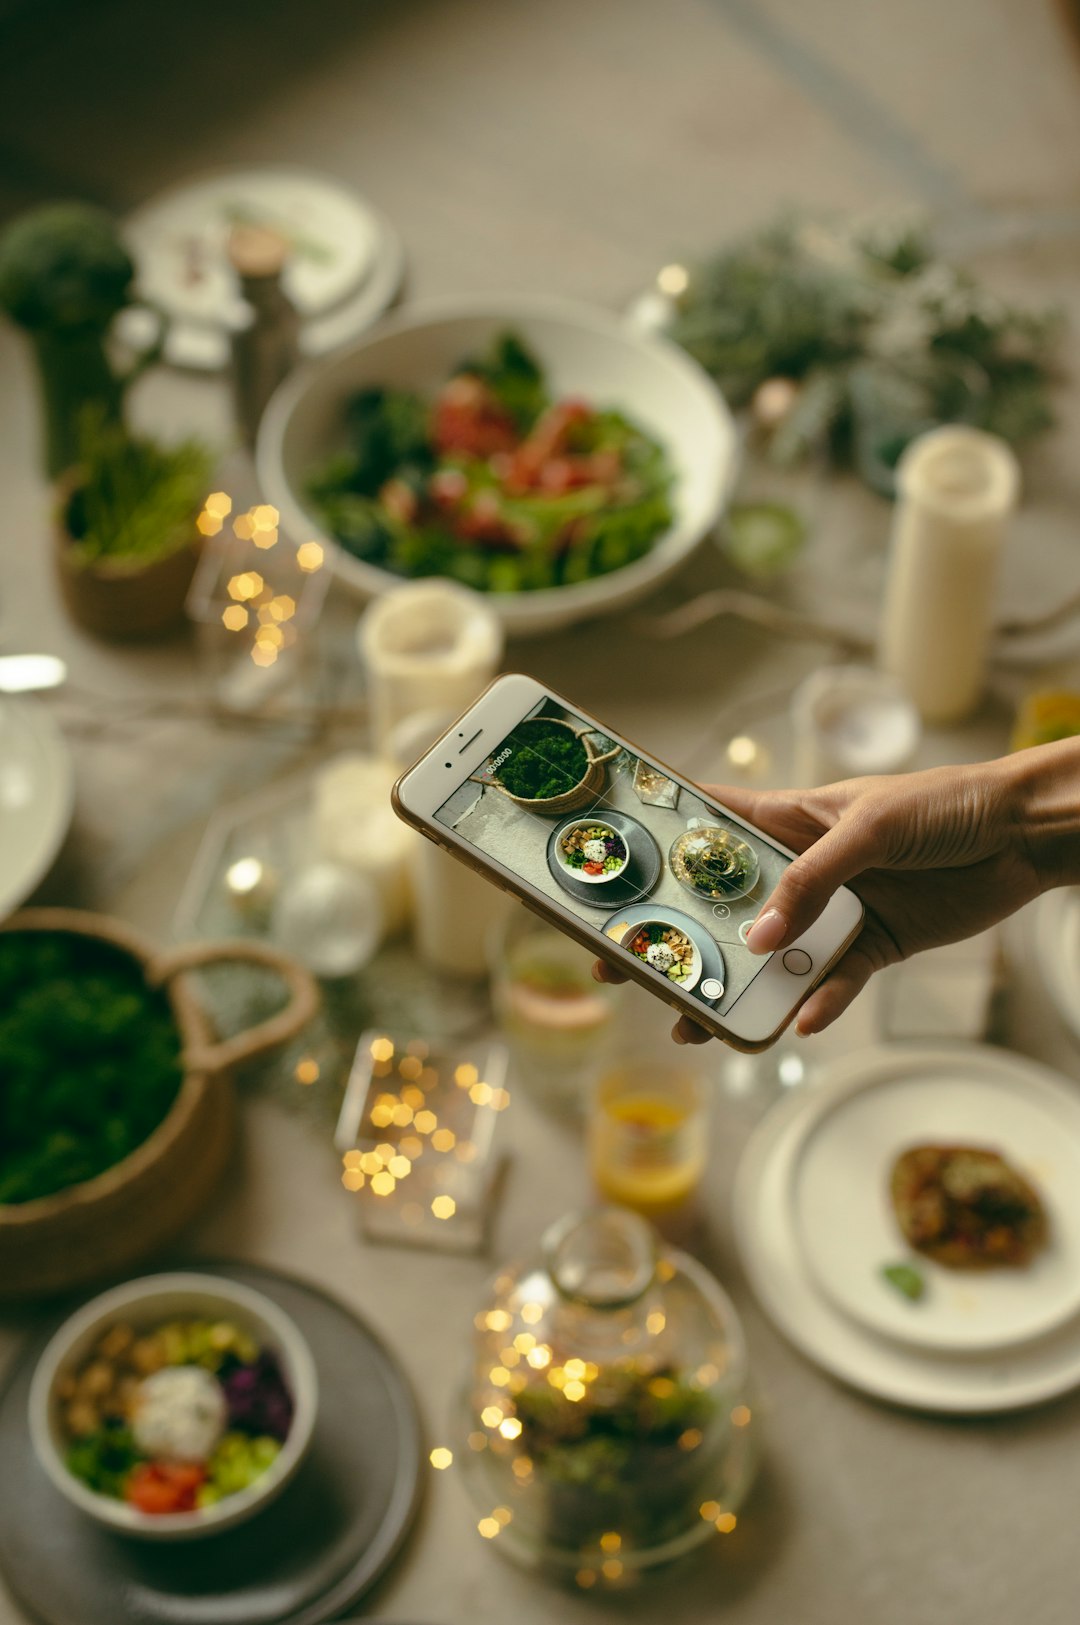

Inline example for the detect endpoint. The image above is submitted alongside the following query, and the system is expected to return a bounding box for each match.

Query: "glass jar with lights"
[457,1207,757,1585]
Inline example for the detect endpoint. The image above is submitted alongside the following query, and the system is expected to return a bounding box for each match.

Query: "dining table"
[3,2,1080,1621]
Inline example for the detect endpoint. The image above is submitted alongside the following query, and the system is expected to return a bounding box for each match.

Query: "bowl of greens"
[257,298,735,635]
[0,910,319,1301]
[484,715,621,815]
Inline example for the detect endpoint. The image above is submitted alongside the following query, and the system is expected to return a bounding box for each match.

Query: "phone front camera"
[445,762,452,769]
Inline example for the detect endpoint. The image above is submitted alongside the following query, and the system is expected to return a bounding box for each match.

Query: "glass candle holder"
[186,502,330,720]
[588,1050,709,1223]
[335,1031,511,1253]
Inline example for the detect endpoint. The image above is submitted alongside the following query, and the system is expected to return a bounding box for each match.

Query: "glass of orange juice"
[588,1050,708,1221]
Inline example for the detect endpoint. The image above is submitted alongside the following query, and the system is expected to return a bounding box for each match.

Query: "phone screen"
[434,693,794,1017]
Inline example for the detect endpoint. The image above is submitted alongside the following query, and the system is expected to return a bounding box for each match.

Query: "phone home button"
[782,948,813,976]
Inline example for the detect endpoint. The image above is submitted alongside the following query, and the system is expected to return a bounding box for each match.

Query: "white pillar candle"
[878,426,1019,723]
[312,753,414,934]
[357,581,503,754]
[388,710,508,978]
[791,665,920,788]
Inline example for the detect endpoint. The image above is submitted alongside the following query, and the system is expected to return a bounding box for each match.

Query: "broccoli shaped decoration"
[0,202,163,478]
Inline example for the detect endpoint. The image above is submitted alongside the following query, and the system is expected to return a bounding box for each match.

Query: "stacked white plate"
[0,697,73,918]
[734,1043,1080,1412]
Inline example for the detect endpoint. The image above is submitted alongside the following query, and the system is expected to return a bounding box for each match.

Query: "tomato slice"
[125,1460,207,1514]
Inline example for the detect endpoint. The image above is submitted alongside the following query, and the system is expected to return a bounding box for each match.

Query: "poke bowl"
[256,297,736,636]
[621,919,703,991]
[28,1272,318,1541]
[556,817,630,885]
[669,825,760,903]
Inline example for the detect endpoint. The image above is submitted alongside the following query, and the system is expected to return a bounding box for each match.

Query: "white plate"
[257,296,737,637]
[1034,888,1080,1046]
[118,167,403,371]
[735,1044,1080,1413]
[790,1057,1080,1353]
[0,698,74,919]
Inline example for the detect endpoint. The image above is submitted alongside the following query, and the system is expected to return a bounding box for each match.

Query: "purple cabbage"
[220,1352,294,1442]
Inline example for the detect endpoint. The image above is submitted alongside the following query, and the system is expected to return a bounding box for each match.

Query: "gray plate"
[0,1262,422,1625]
[547,810,661,909]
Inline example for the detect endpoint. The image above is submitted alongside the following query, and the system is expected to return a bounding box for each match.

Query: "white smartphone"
[392,672,863,1051]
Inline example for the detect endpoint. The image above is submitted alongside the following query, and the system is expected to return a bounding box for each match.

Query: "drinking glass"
[588,1048,708,1222]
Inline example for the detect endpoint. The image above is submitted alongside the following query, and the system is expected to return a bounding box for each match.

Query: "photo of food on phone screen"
[434,696,793,1015]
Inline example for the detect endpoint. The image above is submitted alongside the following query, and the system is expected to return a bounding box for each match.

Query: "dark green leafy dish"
[306,331,674,593]
[494,721,588,801]
[0,932,182,1205]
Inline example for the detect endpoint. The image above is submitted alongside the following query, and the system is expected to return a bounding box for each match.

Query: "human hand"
[594,742,1079,1045]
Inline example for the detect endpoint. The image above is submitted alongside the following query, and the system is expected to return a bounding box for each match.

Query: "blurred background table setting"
[3,3,1080,1623]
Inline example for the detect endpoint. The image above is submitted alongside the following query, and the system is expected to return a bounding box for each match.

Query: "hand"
[593,744,1077,1046]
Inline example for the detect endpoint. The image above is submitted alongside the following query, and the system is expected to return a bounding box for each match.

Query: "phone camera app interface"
[434,698,790,1015]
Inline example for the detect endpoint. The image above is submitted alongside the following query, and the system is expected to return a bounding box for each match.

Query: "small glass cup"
[491,908,618,1118]
[589,1050,708,1225]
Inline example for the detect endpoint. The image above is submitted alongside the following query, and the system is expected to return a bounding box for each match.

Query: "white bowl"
[28,1272,318,1542]
[257,296,737,637]
[557,817,630,885]
[621,918,704,992]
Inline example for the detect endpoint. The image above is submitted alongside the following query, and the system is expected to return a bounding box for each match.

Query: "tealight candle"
[223,854,279,922]
[790,665,920,788]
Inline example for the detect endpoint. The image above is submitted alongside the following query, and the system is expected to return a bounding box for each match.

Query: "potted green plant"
[0,201,165,479]
[55,418,212,640]
[0,202,216,639]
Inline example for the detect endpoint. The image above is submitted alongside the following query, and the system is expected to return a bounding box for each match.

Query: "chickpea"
[66,1400,100,1438]
[130,1335,167,1375]
[97,1322,134,1362]
[77,1361,115,1402]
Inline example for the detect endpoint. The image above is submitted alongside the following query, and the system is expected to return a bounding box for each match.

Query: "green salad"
[306,331,674,593]
[0,932,182,1205]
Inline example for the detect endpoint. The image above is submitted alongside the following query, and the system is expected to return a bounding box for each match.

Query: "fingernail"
[745,909,787,954]
[672,1029,687,1046]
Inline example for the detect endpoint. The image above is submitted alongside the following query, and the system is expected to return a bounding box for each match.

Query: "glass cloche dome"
[457,1207,758,1583]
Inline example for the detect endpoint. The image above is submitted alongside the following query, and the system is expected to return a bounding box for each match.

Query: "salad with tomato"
[559,822,628,880]
[59,1315,293,1516]
[306,332,674,593]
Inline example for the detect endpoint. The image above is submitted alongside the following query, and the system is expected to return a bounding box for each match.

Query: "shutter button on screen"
[701,977,724,999]
[782,949,813,975]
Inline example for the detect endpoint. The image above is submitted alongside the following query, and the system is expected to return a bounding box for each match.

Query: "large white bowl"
[257,297,737,637]
[29,1272,318,1542]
